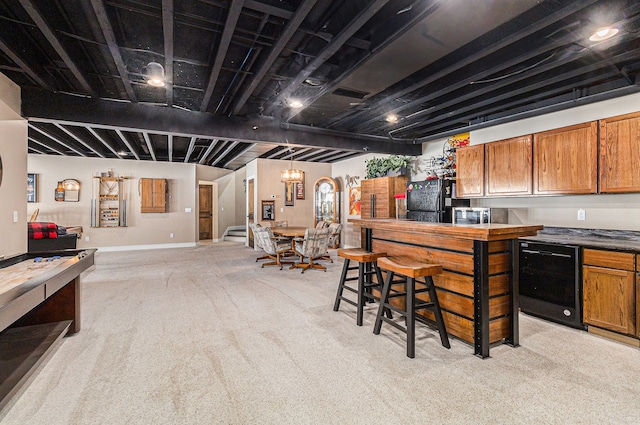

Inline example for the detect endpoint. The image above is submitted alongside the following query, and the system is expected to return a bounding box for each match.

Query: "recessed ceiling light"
[589,27,619,42]
[289,100,304,108]
[385,114,398,123]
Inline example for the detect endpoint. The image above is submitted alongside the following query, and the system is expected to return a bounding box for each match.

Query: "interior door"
[199,185,212,240]
[247,178,255,248]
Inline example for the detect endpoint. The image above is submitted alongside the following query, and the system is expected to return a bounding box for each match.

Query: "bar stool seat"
[374,256,450,358]
[333,248,389,326]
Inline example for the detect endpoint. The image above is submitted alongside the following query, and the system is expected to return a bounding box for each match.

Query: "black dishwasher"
[518,241,584,329]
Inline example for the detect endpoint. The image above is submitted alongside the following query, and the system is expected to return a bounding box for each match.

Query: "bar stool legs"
[374,256,450,358]
[333,248,389,326]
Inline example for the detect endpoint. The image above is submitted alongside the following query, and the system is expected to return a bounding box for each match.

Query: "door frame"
[197,180,218,241]
[246,175,256,248]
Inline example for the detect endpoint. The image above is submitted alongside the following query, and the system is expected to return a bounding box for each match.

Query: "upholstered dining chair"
[253,226,294,270]
[320,222,343,263]
[249,223,269,262]
[291,228,331,273]
[315,220,329,229]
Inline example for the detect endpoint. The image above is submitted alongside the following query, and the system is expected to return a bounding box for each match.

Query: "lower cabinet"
[637,254,640,338]
[583,249,636,335]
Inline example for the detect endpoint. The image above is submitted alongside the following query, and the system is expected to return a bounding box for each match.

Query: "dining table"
[270,226,308,238]
[271,226,308,254]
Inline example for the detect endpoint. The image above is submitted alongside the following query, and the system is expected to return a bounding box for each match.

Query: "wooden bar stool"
[374,256,450,358]
[333,248,389,326]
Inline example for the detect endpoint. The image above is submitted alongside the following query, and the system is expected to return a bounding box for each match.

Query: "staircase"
[223,226,246,243]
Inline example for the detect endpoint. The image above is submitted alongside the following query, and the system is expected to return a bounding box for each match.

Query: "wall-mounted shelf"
[91,174,129,227]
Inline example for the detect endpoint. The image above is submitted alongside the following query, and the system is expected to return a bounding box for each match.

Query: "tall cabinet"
[361,176,408,218]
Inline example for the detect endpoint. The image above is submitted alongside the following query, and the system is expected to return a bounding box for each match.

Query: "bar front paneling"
[350,218,542,357]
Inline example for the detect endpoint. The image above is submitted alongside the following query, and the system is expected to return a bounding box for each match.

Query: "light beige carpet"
[2,243,639,424]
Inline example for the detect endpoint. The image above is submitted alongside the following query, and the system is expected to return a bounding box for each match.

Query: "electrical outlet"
[170,233,174,238]
[85,236,90,241]
[13,211,18,222]
[577,209,586,220]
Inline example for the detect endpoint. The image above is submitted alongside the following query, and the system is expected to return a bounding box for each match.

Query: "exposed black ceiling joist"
[263,0,391,115]
[19,0,95,96]
[22,88,419,155]
[89,0,137,102]
[231,0,318,115]
[200,0,244,112]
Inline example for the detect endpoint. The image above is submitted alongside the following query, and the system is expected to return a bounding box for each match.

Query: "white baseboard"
[94,242,197,252]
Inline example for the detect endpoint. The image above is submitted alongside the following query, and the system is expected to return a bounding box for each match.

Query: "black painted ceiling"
[1,0,639,170]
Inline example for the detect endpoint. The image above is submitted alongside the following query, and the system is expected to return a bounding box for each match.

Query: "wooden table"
[271,226,307,238]
[349,218,543,358]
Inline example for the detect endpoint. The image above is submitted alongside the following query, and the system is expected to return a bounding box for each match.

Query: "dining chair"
[249,223,269,262]
[253,226,294,270]
[291,228,331,273]
[315,220,329,229]
[320,222,343,262]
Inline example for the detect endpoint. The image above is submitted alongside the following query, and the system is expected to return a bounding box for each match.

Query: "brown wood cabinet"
[141,178,167,213]
[485,135,532,196]
[583,249,636,335]
[637,254,640,338]
[533,121,598,195]
[456,144,484,198]
[360,176,408,218]
[599,111,640,193]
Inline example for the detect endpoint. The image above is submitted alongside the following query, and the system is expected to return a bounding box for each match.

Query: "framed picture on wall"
[27,173,37,203]
[262,200,275,220]
[296,172,305,200]
[284,182,295,206]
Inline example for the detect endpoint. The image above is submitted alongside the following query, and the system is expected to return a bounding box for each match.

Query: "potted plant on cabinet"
[365,155,414,179]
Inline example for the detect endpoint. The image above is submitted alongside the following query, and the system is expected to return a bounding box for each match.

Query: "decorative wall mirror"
[261,200,275,220]
[62,179,81,202]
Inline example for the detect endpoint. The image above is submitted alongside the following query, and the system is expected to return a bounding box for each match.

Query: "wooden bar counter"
[349,218,543,358]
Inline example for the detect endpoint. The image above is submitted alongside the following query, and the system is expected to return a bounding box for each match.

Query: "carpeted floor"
[2,243,639,424]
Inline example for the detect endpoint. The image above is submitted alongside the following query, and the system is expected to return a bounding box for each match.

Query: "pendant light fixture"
[280,140,304,183]
[144,61,166,87]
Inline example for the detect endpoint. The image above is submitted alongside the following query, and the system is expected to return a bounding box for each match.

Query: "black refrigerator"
[406,179,469,223]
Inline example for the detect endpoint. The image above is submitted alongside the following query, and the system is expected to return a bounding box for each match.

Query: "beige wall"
[253,158,331,227]
[0,74,28,258]
[0,105,28,258]
[28,155,202,250]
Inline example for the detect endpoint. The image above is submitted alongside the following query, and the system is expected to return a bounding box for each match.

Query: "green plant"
[365,155,413,179]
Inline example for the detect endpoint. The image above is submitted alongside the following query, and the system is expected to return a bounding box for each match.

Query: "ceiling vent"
[332,87,369,99]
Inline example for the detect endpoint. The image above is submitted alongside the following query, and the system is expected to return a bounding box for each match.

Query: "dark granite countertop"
[519,227,640,252]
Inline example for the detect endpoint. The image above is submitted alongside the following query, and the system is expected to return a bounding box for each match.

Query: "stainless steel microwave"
[452,207,508,224]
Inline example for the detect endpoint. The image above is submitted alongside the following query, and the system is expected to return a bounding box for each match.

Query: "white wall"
[0,73,28,257]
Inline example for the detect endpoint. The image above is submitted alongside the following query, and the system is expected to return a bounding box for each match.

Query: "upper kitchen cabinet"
[599,112,640,193]
[485,135,533,197]
[533,121,598,195]
[456,144,485,198]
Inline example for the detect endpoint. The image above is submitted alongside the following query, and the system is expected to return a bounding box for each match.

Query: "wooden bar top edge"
[348,218,543,241]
